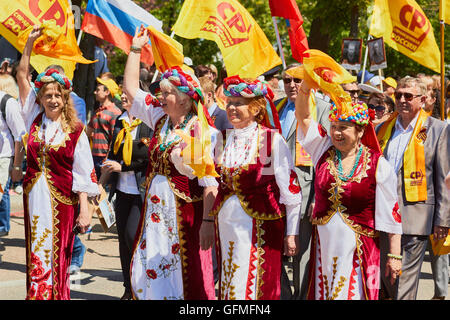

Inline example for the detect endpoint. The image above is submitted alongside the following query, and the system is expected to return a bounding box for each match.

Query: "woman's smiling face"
[39,82,64,120]
[330,121,363,153]
[225,96,256,129]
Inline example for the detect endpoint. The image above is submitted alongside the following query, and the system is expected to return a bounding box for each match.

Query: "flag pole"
[272,17,286,69]
[360,34,372,84]
[77,30,83,46]
[440,19,445,121]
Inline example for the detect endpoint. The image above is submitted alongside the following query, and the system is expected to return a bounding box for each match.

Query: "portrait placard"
[368,37,387,71]
[341,38,362,70]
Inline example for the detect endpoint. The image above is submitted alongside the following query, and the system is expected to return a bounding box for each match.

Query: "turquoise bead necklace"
[159,112,194,152]
[335,145,363,182]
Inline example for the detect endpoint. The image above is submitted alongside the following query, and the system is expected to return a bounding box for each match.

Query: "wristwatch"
[12,166,21,171]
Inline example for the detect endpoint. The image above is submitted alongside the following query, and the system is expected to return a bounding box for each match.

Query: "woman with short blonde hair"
[0,74,19,99]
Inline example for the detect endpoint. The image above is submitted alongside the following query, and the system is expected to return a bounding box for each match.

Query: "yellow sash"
[113,118,142,166]
[377,109,429,202]
[277,93,317,167]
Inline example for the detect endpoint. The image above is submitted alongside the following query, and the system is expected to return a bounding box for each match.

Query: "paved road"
[0,191,448,300]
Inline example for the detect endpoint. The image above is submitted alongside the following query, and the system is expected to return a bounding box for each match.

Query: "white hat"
[183,56,193,66]
[358,83,383,94]
[369,75,384,87]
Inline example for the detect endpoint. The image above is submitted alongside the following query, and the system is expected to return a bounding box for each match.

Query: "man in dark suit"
[377,76,449,300]
[277,63,331,300]
[199,76,232,132]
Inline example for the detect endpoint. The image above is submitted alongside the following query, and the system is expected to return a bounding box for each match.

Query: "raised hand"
[28,24,43,43]
[131,25,149,50]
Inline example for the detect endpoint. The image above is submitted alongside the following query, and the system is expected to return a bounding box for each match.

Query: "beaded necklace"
[335,145,363,182]
[159,112,194,152]
[38,119,60,169]
[220,123,258,188]
[40,122,60,153]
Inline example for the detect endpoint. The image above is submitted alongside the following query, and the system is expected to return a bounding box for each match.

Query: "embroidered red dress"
[297,121,402,300]
[129,89,216,300]
[22,110,98,300]
[211,122,302,300]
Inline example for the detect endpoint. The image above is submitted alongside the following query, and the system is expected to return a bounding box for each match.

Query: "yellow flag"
[441,0,450,24]
[175,102,219,179]
[369,0,440,73]
[286,49,356,113]
[146,26,184,73]
[0,1,94,79]
[172,0,281,78]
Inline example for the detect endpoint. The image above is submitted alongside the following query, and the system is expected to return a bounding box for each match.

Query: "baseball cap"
[96,77,121,99]
[383,77,397,89]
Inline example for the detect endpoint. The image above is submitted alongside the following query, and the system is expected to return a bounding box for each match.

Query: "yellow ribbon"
[113,118,142,166]
[377,109,429,202]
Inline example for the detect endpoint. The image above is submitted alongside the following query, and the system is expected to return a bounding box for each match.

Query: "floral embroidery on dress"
[145,94,161,107]
[391,202,401,223]
[27,252,53,300]
[288,170,301,194]
[318,123,327,137]
[151,213,161,223]
[140,240,146,250]
[146,269,157,279]
[90,168,97,183]
[151,195,160,204]
[136,190,182,287]
[171,243,180,254]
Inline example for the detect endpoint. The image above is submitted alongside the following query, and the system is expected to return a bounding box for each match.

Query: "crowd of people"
[0,24,449,301]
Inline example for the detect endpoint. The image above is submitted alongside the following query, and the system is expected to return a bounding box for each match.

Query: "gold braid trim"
[312,147,378,238]
[175,196,189,298]
[220,241,239,300]
[255,219,266,300]
[215,125,285,221]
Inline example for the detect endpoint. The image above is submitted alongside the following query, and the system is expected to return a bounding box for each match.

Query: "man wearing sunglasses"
[376,76,449,300]
[276,63,331,300]
[341,81,360,104]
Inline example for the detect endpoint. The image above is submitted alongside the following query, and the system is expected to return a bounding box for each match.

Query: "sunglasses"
[394,92,422,101]
[283,78,302,85]
[368,104,385,112]
[345,89,360,96]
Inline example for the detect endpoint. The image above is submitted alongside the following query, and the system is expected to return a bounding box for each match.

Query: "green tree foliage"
[98,0,449,78]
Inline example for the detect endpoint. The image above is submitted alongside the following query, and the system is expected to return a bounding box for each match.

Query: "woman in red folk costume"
[16,26,99,300]
[294,76,402,300]
[210,76,302,300]
[123,28,217,300]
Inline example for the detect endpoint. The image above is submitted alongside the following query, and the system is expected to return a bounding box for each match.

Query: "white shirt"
[114,111,140,195]
[208,103,218,117]
[385,112,420,173]
[0,91,27,158]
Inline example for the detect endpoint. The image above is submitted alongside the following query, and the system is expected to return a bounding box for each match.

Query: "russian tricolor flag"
[81,0,163,66]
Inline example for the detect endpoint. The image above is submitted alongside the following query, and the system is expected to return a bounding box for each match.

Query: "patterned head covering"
[160,66,204,104]
[329,100,381,153]
[34,68,72,93]
[329,101,373,126]
[222,75,281,131]
[223,75,273,99]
